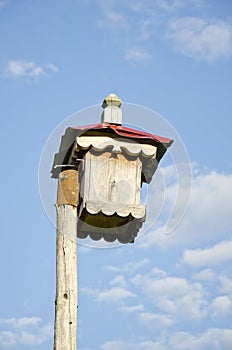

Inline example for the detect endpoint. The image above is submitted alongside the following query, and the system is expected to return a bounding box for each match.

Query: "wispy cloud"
[3,60,59,80]
[0,317,52,349]
[46,63,59,73]
[139,311,174,329]
[124,47,152,64]
[170,328,232,349]
[89,0,232,65]
[104,258,150,275]
[101,339,167,350]
[101,328,232,350]
[183,240,232,267]
[92,0,154,64]
[97,287,135,303]
[81,285,136,303]
[166,17,232,62]
[110,275,128,289]
[153,0,205,12]
[97,9,128,31]
[90,0,213,65]
[1,317,42,328]
[120,304,144,313]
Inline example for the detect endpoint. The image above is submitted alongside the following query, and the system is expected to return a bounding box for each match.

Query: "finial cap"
[102,93,122,109]
[101,93,122,125]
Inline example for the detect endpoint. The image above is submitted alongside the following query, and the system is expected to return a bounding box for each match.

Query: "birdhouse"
[51,94,173,244]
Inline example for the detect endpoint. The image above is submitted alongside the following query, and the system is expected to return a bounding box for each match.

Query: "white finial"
[101,93,122,125]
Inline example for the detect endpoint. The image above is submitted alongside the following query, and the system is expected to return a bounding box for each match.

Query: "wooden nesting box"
[51,122,173,243]
[75,135,158,243]
[52,118,173,243]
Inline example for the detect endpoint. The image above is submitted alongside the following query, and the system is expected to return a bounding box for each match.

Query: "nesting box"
[76,135,158,243]
[51,94,173,243]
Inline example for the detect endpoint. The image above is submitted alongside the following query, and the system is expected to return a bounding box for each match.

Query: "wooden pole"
[54,169,79,350]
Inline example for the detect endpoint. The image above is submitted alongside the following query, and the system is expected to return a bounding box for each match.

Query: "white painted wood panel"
[76,136,157,157]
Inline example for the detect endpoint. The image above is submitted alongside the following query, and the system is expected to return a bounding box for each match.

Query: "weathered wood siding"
[81,151,142,208]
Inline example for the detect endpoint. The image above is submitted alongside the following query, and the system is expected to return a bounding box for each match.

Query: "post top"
[102,93,122,109]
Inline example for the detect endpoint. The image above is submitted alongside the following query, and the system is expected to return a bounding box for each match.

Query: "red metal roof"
[71,123,173,146]
[51,123,173,179]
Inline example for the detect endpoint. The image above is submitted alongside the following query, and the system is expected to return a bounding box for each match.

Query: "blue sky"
[1,0,232,349]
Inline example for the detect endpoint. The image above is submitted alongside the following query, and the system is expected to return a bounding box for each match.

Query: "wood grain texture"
[81,151,143,210]
[54,170,78,350]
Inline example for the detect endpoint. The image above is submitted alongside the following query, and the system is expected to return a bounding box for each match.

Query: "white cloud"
[0,331,16,348]
[46,63,59,73]
[166,17,232,62]
[124,47,152,64]
[123,258,150,274]
[139,170,232,249]
[104,258,150,275]
[89,1,232,65]
[155,0,205,12]
[125,0,205,16]
[96,0,155,46]
[104,265,120,273]
[98,10,128,30]
[91,0,216,66]
[3,60,59,79]
[132,272,207,319]
[219,276,232,295]
[183,240,232,267]
[83,253,232,348]
[131,0,204,14]
[101,339,167,350]
[1,317,42,328]
[101,328,232,350]
[5,60,43,77]
[97,287,135,303]
[81,285,136,303]
[139,276,189,298]
[0,317,52,349]
[193,269,216,282]
[120,304,144,313]
[96,0,128,31]
[210,296,232,318]
[139,311,174,329]
[110,275,128,288]
[170,328,232,350]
